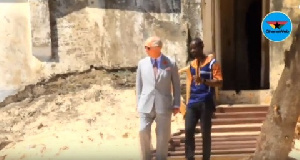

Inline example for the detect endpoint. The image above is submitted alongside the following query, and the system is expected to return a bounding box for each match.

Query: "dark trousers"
[185,101,213,160]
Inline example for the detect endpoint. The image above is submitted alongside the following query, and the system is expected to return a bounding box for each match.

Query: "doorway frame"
[202,0,271,104]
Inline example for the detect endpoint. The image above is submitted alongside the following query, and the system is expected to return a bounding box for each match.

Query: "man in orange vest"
[184,38,223,160]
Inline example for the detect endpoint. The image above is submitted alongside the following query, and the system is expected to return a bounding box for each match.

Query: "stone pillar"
[28,0,52,61]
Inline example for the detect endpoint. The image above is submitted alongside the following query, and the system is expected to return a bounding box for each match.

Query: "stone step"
[179,123,262,133]
[167,148,256,156]
[209,117,265,125]
[177,140,257,147]
[214,112,267,119]
[171,135,259,143]
[167,154,250,160]
[215,105,269,113]
[173,143,256,151]
[172,131,260,137]
[217,104,269,108]
[166,104,269,159]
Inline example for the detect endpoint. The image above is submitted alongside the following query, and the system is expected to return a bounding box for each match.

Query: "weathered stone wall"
[29,0,51,61]
[40,0,203,75]
[28,0,51,61]
[0,0,203,101]
[0,0,44,101]
[46,0,200,70]
[1,0,298,105]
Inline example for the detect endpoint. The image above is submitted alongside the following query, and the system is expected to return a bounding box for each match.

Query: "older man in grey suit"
[136,36,181,160]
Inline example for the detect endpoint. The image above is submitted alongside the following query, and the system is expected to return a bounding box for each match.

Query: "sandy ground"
[0,69,299,160]
[0,81,184,160]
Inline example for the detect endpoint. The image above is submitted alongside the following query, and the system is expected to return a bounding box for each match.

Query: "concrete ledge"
[219,90,272,105]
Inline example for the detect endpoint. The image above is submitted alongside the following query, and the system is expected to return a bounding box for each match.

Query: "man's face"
[145,43,161,58]
[189,41,204,58]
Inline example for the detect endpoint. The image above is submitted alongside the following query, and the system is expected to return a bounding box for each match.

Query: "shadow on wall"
[48,0,91,62]
[87,0,181,13]
[47,0,181,62]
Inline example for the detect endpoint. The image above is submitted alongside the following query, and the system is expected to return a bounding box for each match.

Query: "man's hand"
[193,75,200,84]
[173,108,180,116]
[193,75,205,84]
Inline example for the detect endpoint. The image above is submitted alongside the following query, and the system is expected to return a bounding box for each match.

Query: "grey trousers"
[139,107,172,160]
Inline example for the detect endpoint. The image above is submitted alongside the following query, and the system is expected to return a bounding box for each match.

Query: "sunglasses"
[145,46,151,50]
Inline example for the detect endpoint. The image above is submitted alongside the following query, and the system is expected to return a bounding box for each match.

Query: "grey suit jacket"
[136,54,181,114]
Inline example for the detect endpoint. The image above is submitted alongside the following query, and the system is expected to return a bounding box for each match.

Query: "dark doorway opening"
[245,0,262,90]
[219,0,269,91]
